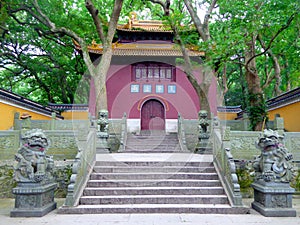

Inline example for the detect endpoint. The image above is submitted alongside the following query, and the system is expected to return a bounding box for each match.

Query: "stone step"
[124,144,180,149]
[58,203,249,214]
[86,179,222,187]
[130,132,177,137]
[89,172,219,180]
[124,148,183,154]
[79,194,229,205]
[123,146,181,151]
[58,152,250,215]
[122,149,183,153]
[94,161,213,167]
[127,136,178,140]
[125,143,180,151]
[83,186,225,196]
[125,132,179,153]
[126,137,178,144]
[93,166,216,173]
[127,136,178,142]
[126,139,179,143]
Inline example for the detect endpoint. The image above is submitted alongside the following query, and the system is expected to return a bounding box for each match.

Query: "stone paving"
[0,197,299,225]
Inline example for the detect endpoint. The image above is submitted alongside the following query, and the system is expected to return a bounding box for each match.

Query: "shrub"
[0,165,17,198]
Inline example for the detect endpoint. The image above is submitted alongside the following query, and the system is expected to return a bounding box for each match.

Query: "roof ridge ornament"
[129,12,138,29]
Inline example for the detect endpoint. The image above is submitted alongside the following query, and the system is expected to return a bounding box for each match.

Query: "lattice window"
[132,62,176,81]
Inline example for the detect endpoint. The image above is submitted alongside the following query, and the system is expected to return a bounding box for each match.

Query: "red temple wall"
[91,64,218,120]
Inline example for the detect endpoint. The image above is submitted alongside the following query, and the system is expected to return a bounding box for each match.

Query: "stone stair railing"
[63,129,96,207]
[177,113,189,152]
[211,120,243,207]
[118,113,127,152]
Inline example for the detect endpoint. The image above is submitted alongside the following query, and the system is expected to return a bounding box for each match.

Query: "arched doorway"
[141,99,165,130]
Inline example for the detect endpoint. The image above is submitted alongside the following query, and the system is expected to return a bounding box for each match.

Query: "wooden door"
[141,100,165,130]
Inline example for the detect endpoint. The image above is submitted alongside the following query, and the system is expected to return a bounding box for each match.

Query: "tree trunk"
[85,0,123,115]
[175,29,212,116]
[92,47,113,113]
[258,35,282,96]
[283,58,291,91]
[245,34,267,131]
[271,53,282,96]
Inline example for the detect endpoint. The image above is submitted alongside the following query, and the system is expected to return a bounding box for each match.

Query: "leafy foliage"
[291,169,300,192]
[0,0,86,104]
[209,0,300,129]
[235,160,255,197]
[53,164,73,198]
[0,165,17,198]
[247,93,268,130]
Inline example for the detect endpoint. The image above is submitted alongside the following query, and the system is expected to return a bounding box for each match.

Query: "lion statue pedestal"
[10,129,57,217]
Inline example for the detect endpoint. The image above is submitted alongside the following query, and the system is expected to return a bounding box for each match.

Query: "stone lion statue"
[14,129,54,183]
[252,129,296,183]
[198,110,209,139]
[97,109,109,133]
[198,110,209,133]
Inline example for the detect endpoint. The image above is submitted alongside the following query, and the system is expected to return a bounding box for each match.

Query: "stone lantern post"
[251,129,297,217]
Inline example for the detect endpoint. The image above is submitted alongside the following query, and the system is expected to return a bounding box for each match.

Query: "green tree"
[0,17,85,104]
[211,0,299,130]
[2,0,123,112]
[0,0,88,104]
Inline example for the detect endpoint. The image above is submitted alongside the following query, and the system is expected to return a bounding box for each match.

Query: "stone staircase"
[59,131,248,214]
[123,131,181,153]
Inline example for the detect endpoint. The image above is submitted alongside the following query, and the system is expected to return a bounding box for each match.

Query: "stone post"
[221,126,231,171]
[20,112,32,130]
[243,113,249,131]
[50,112,56,130]
[274,116,284,136]
[251,129,297,217]
[13,112,21,130]
[10,129,57,217]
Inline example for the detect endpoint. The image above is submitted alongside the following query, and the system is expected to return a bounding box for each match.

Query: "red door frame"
[141,99,165,130]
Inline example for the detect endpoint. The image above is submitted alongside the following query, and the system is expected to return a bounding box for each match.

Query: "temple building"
[75,16,218,133]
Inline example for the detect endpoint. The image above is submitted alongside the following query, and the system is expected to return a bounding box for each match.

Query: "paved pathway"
[0,197,299,225]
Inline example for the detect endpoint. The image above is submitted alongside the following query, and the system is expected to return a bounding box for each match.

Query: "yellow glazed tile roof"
[74,41,204,57]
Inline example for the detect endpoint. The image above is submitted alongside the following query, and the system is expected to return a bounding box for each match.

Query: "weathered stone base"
[252,201,296,217]
[194,147,212,154]
[10,182,57,217]
[251,180,296,217]
[195,138,212,154]
[96,148,110,153]
[96,138,110,154]
[10,202,57,217]
[96,134,110,153]
[96,136,110,153]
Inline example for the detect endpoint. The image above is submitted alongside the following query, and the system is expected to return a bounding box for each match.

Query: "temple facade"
[78,16,218,133]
